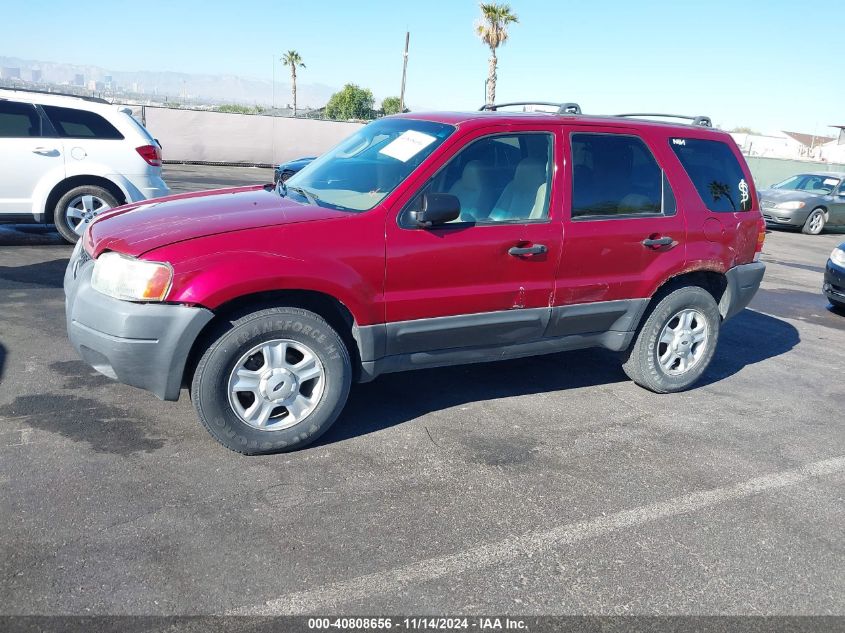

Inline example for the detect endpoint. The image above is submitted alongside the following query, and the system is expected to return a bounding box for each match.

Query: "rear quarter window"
[41,105,124,140]
[670,138,752,212]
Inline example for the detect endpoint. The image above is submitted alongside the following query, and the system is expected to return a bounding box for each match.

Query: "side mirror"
[409,193,461,228]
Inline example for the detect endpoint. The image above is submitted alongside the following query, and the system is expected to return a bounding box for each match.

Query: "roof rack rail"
[0,86,110,105]
[480,101,582,115]
[614,113,713,127]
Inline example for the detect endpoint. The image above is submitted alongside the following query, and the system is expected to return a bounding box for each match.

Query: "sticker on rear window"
[824,178,839,186]
[671,138,686,146]
[379,130,437,162]
[739,178,751,211]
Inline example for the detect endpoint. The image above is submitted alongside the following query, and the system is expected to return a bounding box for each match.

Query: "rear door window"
[670,138,752,212]
[571,133,675,219]
[41,105,124,140]
[0,100,41,137]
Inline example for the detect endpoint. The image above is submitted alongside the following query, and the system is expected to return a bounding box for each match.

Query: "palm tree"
[281,50,306,116]
[476,3,518,106]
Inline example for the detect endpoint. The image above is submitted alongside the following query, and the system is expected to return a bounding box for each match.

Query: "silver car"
[759,172,845,234]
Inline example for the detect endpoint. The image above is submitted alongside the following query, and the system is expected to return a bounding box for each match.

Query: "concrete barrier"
[136,106,363,165]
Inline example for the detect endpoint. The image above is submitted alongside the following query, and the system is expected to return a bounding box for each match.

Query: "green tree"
[381,96,402,115]
[731,126,760,135]
[476,2,519,105]
[216,104,260,114]
[325,84,375,120]
[281,50,306,116]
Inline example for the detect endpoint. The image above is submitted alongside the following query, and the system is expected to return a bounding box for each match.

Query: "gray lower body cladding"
[64,252,213,401]
[720,261,766,321]
[356,299,648,382]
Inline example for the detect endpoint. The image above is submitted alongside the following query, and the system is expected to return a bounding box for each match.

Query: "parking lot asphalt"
[0,165,843,616]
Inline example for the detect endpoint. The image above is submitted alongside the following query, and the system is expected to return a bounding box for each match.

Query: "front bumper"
[761,210,801,227]
[719,261,766,321]
[64,244,213,400]
[823,259,845,306]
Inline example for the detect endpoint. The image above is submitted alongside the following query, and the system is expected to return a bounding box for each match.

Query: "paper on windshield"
[824,178,839,186]
[379,130,437,162]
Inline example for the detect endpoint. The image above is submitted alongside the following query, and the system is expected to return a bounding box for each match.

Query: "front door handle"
[32,147,59,156]
[642,236,674,248]
[508,244,547,256]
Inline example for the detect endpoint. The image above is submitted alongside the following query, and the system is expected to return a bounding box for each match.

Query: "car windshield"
[283,118,455,212]
[772,174,841,193]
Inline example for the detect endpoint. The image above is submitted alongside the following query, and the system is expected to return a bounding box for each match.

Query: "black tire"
[191,307,352,455]
[831,298,845,312]
[801,208,826,235]
[622,286,721,393]
[54,185,119,244]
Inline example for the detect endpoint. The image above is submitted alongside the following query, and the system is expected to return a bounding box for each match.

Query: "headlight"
[775,201,806,210]
[90,252,173,302]
[831,247,845,268]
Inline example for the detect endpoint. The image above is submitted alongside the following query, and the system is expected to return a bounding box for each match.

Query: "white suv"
[0,88,170,243]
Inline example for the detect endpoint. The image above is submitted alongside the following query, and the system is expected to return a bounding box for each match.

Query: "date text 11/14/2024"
[307,617,528,630]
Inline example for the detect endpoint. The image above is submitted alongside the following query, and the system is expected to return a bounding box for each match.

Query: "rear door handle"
[642,236,674,248]
[32,147,58,156]
[508,244,547,256]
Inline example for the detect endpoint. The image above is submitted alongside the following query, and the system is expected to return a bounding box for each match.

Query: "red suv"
[64,103,766,454]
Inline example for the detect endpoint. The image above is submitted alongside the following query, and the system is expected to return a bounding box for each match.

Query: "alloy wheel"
[656,308,709,375]
[227,339,325,431]
[66,194,112,235]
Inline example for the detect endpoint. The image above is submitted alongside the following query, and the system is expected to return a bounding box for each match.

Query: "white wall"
[820,141,845,164]
[136,107,364,165]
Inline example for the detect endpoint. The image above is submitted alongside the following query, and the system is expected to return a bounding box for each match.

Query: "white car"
[0,88,170,243]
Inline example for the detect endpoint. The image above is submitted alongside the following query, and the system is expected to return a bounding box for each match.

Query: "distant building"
[819,126,845,164]
[30,69,42,83]
[1,67,21,79]
[73,73,84,86]
[731,130,835,161]
[781,131,835,159]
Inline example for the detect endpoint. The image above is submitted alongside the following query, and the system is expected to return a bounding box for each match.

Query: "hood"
[85,185,349,257]
[759,188,825,204]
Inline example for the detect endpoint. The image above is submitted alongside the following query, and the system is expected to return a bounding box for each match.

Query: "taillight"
[136,144,162,167]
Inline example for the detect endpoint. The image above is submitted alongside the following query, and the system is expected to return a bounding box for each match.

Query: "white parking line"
[228,456,845,615]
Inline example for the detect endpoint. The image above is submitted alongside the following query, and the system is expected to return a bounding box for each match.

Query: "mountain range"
[0,56,337,108]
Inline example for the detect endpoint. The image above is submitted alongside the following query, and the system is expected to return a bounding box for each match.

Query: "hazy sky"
[4,0,842,135]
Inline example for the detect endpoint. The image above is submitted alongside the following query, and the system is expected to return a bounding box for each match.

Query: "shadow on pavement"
[0,225,65,246]
[699,308,800,386]
[320,308,800,447]
[320,347,627,447]
[0,258,69,290]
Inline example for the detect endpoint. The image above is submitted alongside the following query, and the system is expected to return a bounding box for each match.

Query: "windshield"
[772,174,840,193]
[283,118,455,211]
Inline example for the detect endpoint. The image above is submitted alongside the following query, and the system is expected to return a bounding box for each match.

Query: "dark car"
[65,103,766,454]
[273,156,315,186]
[758,172,845,234]
[823,242,845,310]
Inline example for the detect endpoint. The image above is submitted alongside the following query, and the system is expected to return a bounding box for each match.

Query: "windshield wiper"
[287,186,319,206]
